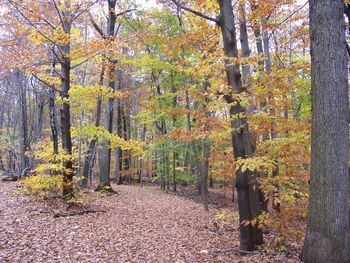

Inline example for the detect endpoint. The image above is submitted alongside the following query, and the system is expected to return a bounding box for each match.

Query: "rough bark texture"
[301,1,350,262]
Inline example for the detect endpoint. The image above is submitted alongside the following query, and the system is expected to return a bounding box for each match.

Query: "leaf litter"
[0,181,301,262]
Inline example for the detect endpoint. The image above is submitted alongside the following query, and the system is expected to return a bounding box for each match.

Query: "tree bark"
[34,89,45,143]
[81,64,105,187]
[301,1,349,262]
[60,2,74,198]
[97,0,117,191]
[16,71,29,176]
[115,69,123,184]
[49,87,59,155]
[217,0,262,250]
[98,64,115,190]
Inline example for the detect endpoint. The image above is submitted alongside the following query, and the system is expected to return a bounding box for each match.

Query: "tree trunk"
[49,87,59,155]
[301,1,349,262]
[115,69,123,184]
[81,65,105,187]
[139,125,146,187]
[97,0,117,191]
[16,71,29,176]
[217,0,262,250]
[98,64,115,190]
[60,58,74,197]
[34,90,45,143]
[201,140,209,211]
[238,2,251,87]
[60,2,74,198]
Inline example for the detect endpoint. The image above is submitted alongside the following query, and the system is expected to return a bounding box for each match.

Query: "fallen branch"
[213,247,282,256]
[53,209,106,218]
[2,176,18,182]
[213,248,260,255]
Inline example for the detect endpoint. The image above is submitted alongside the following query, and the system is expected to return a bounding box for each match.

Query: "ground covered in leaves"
[0,180,301,262]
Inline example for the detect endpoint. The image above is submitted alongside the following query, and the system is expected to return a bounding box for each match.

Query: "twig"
[53,209,106,218]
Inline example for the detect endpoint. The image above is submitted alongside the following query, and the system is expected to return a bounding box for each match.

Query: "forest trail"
[0,181,299,262]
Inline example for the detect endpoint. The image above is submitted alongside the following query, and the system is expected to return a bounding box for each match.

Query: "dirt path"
[0,181,299,262]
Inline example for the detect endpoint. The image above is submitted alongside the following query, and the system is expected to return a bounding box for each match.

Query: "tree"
[301,1,349,262]
[96,0,118,191]
[170,0,264,250]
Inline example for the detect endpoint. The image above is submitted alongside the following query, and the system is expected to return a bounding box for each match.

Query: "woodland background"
[0,0,348,262]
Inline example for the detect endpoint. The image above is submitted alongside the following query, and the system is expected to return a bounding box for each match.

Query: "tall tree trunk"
[49,87,59,155]
[217,0,262,250]
[81,65,105,187]
[171,77,177,192]
[301,1,349,262]
[98,65,115,190]
[16,71,29,176]
[139,125,146,187]
[48,53,59,156]
[97,0,117,191]
[115,69,123,184]
[60,2,74,198]
[177,7,203,194]
[34,90,45,143]
[201,140,209,211]
[60,58,74,197]
[238,2,251,87]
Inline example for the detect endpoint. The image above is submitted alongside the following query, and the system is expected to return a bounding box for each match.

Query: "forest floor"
[0,180,302,262]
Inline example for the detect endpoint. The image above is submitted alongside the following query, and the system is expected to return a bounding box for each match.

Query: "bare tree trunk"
[115,69,123,184]
[98,65,115,190]
[81,65,105,187]
[16,71,29,176]
[60,2,74,198]
[139,125,146,187]
[201,140,209,211]
[301,1,349,262]
[34,89,45,143]
[238,2,251,87]
[217,0,262,250]
[49,87,58,155]
[97,0,117,191]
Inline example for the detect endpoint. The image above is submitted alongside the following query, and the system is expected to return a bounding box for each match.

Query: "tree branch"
[88,12,106,38]
[268,1,308,39]
[72,0,100,22]
[115,8,136,18]
[170,0,219,24]
[7,0,61,50]
[31,74,61,93]
[51,0,64,27]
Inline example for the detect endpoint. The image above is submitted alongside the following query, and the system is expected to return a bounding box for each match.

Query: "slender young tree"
[301,1,349,262]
